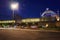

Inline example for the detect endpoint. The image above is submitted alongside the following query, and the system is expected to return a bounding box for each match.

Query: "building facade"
[0,8,60,28]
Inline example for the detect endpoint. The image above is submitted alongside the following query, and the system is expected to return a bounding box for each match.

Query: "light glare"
[57,18,59,21]
[11,2,19,10]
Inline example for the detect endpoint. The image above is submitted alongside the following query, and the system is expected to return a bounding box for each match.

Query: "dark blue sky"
[0,0,60,20]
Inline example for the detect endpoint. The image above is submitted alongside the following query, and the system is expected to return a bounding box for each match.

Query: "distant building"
[0,8,60,28]
[41,8,57,17]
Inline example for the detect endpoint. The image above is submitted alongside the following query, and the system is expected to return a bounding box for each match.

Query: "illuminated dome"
[41,8,57,17]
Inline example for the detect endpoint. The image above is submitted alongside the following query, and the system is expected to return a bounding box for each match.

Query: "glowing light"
[21,18,40,23]
[46,24,48,27]
[46,8,49,10]
[10,2,19,10]
[0,20,15,23]
[57,18,60,21]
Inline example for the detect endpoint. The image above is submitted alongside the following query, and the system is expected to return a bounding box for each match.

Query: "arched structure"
[41,8,58,18]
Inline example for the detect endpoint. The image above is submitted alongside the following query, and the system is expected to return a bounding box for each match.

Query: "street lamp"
[57,17,59,21]
[10,2,19,20]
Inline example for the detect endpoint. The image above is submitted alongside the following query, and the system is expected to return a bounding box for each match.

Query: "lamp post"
[10,2,19,20]
[10,2,19,28]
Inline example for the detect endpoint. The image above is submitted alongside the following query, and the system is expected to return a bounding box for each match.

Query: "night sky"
[0,0,60,20]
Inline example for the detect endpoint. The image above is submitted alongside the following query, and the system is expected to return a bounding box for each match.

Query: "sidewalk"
[0,28,60,32]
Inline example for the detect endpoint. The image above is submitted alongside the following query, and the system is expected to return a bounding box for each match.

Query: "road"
[0,29,60,40]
